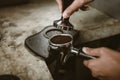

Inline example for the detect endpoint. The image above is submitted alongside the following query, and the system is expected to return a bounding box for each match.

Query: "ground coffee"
[50,35,72,44]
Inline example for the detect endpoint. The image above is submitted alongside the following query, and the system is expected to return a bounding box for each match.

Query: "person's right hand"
[83,47,120,80]
[56,0,93,18]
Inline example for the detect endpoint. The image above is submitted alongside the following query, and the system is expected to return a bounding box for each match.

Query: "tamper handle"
[62,0,74,13]
[53,0,74,31]
[61,0,74,20]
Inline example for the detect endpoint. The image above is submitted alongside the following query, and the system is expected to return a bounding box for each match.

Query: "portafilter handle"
[71,47,97,59]
[62,47,97,64]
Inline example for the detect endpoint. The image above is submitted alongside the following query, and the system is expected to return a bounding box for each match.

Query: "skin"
[82,47,120,80]
[56,0,93,18]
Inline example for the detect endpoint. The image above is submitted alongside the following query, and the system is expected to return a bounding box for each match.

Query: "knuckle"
[92,72,98,77]
[100,47,107,51]
[80,0,86,4]
[65,7,73,16]
[87,61,95,69]
[65,12,71,17]
[91,69,100,78]
[99,47,107,54]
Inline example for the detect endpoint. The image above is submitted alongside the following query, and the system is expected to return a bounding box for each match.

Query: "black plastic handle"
[62,0,74,12]
[61,0,74,20]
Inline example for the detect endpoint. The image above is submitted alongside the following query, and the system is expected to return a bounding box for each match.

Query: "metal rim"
[44,29,63,39]
[49,34,73,48]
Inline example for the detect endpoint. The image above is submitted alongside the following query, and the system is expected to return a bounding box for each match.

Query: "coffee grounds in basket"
[51,35,72,44]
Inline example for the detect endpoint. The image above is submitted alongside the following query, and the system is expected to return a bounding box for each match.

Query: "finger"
[63,0,83,18]
[82,47,101,57]
[63,0,92,18]
[97,76,106,80]
[56,0,62,13]
[83,60,89,67]
[92,72,100,78]
[84,60,100,77]
[83,60,96,68]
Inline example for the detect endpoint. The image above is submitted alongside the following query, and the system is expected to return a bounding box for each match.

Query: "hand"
[56,0,93,18]
[82,47,120,80]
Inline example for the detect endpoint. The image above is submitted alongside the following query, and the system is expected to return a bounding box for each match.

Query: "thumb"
[82,47,101,57]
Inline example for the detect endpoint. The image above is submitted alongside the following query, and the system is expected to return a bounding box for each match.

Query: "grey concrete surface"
[0,0,120,80]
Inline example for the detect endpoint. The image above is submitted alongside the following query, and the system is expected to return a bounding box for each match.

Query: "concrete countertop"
[0,0,120,80]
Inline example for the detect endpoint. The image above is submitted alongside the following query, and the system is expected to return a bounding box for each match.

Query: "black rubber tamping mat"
[25,25,80,58]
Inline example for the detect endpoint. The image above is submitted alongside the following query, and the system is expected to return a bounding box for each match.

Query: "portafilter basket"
[49,34,73,50]
[44,28,64,39]
[48,34,72,64]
